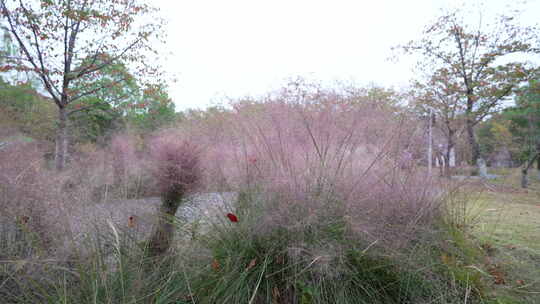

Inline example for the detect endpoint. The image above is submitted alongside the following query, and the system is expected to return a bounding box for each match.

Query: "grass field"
[2,163,539,303]
[468,168,540,303]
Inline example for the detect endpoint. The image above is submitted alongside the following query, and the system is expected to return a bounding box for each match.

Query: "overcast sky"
[152,0,540,110]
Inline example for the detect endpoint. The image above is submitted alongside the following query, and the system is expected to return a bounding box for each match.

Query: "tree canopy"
[0,0,166,169]
[399,7,539,166]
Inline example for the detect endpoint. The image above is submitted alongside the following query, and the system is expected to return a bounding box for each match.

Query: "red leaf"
[226,213,238,223]
[211,259,220,271]
[128,215,135,228]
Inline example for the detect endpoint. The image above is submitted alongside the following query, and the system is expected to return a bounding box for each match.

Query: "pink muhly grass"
[198,83,444,250]
[150,134,201,204]
[147,133,202,256]
[0,142,45,223]
[110,133,138,187]
[0,141,69,251]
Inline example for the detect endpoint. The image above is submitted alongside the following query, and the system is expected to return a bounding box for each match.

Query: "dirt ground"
[50,192,237,255]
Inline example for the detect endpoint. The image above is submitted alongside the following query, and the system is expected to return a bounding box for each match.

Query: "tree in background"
[400,7,539,173]
[476,114,516,164]
[411,68,467,174]
[68,97,123,145]
[68,57,140,145]
[1,26,40,85]
[504,76,540,187]
[0,0,165,170]
[125,83,178,133]
[0,77,56,141]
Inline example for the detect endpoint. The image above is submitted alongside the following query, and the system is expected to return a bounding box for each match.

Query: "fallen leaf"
[212,259,220,271]
[488,265,506,285]
[246,258,257,271]
[128,216,135,228]
[17,215,30,225]
[227,213,238,223]
[494,276,506,285]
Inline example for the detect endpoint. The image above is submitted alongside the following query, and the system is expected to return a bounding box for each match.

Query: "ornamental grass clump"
[0,141,63,254]
[185,83,482,303]
[147,134,201,256]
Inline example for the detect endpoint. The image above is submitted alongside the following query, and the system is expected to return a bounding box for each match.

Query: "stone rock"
[478,158,488,178]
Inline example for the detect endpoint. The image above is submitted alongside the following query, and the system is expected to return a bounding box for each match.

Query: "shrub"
[147,132,202,256]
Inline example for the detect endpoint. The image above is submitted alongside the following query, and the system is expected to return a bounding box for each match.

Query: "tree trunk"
[521,154,539,189]
[147,207,176,257]
[55,106,69,171]
[521,168,528,188]
[147,194,183,257]
[466,119,481,166]
[537,144,540,181]
[449,146,456,167]
[444,132,455,176]
[464,90,482,167]
[537,154,540,181]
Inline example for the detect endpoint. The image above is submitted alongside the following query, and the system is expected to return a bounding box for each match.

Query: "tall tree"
[0,0,165,169]
[400,7,539,169]
[411,68,467,173]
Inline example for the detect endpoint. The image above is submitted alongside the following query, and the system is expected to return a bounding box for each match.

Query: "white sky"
[153,0,540,110]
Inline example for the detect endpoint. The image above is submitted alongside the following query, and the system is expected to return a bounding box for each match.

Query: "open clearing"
[469,171,540,302]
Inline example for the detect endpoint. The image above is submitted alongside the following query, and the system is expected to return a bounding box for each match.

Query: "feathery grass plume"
[111,134,134,187]
[0,141,57,253]
[182,82,483,303]
[200,84,438,248]
[147,132,201,257]
[107,133,154,199]
[0,82,500,303]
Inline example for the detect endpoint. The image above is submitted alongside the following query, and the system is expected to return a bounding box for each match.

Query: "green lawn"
[474,196,540,250]
[468,169,540,303]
